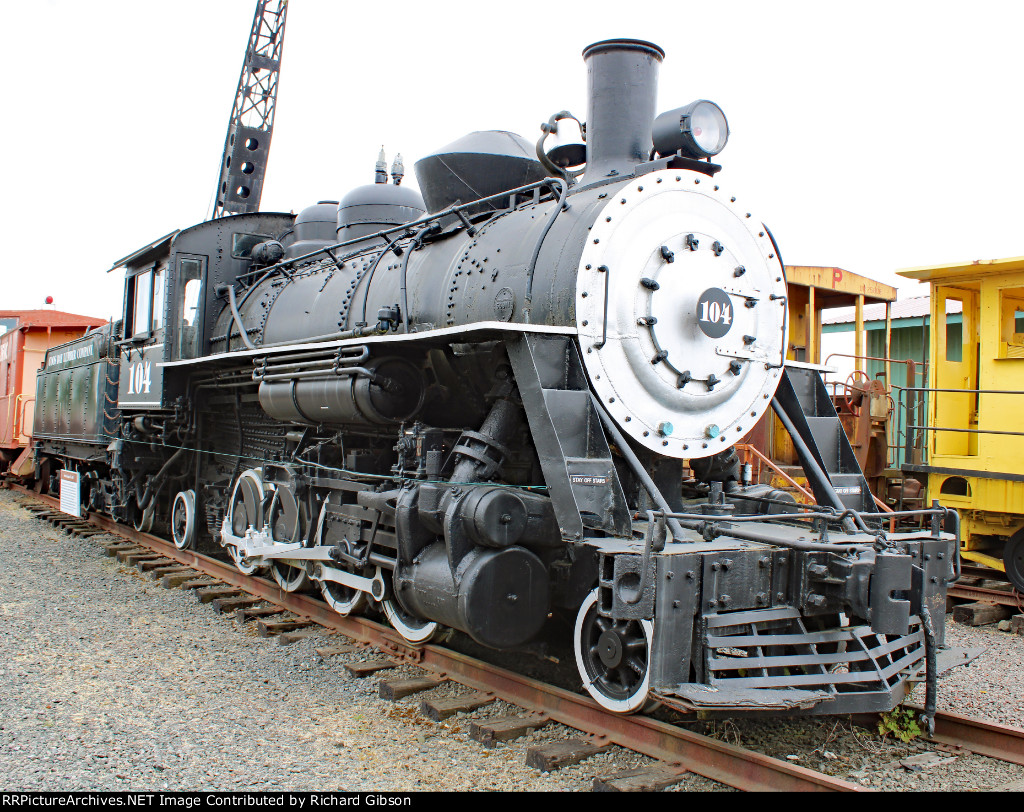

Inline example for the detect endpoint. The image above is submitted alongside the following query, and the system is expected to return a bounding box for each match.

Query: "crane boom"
[210,0,288,219]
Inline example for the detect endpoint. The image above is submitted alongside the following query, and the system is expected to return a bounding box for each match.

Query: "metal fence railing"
[822,354,928,469]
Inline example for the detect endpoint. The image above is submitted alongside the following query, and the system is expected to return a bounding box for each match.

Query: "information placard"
[59,469,81,517]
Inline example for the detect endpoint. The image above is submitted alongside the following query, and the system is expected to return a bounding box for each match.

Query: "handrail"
[16,394,33,442]
[236,177,568,287]
[734,443,815,503]
[737,444,894,530]
[823,352,928,378]
[902,385,1024,395]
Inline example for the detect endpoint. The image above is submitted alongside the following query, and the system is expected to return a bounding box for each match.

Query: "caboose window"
[998,287,1024,358]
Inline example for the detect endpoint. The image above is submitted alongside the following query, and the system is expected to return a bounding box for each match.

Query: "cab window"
[176,256,205,359]
[152,267,165,332]
[232,233,272,259]
[132,270,153,338]
[127,263,166,339]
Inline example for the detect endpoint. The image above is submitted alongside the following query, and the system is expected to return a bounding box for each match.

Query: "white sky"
[5,0,1023,321]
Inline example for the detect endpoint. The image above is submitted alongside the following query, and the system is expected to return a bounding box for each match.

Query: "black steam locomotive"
[31,39,957,718]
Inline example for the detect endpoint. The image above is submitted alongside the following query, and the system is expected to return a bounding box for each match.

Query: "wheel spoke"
[626,655,647,676]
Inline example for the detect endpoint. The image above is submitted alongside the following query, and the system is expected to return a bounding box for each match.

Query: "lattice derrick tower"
[210,0,288,219]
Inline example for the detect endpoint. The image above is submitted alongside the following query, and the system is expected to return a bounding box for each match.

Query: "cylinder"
[394,542,550,648]
[580,39,664,185]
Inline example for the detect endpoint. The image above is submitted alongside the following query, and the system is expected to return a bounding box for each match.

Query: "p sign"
[59,469,81,518]
[696,288,734,339]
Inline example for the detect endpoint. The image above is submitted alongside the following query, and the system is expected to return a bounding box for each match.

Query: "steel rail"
[947,583,1022,609]
[13,485,981,793]
[851,704,1024,767]
[913,705,1024,766]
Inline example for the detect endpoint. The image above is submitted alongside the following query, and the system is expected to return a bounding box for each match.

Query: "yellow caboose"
[899,256,1024,592]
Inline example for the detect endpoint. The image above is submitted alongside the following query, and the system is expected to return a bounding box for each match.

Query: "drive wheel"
[382,597,438,645]
[1005,532,1024,594]
[321,581,366,616]
[267,487,311,592]
[574,588,653,713]
[132,494,155,534]
[313,498,366,616]
[171,490,197,550]
[225,470,266,576]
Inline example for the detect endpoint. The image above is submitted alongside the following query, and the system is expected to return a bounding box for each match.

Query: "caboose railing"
[821,353,928,469]
[897,385,1024,467]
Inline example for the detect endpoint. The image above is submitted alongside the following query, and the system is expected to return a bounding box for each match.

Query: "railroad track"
[9,485,1024,792]
[947,565,1023,610]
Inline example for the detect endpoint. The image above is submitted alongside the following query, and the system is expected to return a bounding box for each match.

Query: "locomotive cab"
[110,212,295,410]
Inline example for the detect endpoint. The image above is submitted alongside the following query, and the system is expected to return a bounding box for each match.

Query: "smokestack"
[580,39,664,185]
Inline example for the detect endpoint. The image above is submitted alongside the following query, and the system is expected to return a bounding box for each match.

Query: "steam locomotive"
[31,39,958,718]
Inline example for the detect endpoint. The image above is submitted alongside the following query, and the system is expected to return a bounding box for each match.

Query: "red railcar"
[0,310,108,476]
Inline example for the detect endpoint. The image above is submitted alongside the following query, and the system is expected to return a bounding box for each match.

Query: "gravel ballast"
[1,488,1022,792]
[0,491,718,792]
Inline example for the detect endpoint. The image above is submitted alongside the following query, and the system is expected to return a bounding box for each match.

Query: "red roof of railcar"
[0,310,108,330]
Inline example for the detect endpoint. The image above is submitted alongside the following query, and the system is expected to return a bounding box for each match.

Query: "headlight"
[653,100,729,159]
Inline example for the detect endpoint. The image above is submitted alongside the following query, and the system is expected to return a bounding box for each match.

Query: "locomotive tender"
[32,39,958,718]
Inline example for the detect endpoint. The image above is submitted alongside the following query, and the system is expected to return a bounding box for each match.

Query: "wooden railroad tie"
[379,677,445,701]
[278,629,320,646]
[100,542,137,555]
[111,547,147,560]
[315,645,359,657]
[195,586,245,604]
[257,618,311,638]
[593,765,689,792]
[148,566,194,580]
[116,550,163,565]
[525,738,613,772]
[420,693,493,721]
[66,525,106,537]
[211,596,261,615]
[104,544,141,557]
[236,606,285,623]
[344,658,398,678]
[136,558,176,572]
[469,715,548,748]
[179,578,221,591]
[952,601,1012,627]
[162,572,201,588]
